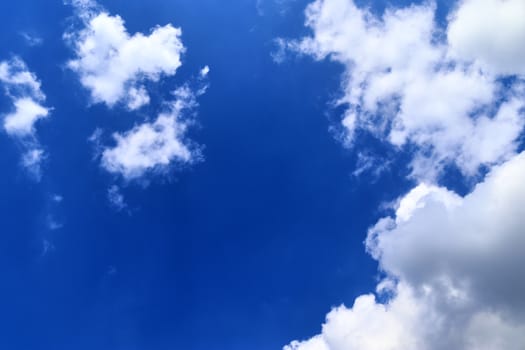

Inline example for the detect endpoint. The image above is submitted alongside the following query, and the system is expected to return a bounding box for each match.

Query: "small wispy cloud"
[256,0,298,17]
[107,185,127,211]
[51,194,64,203]
[19,32,43,47]
[0,57,51,179]
[351,152,391,180]
[41,239,56,257]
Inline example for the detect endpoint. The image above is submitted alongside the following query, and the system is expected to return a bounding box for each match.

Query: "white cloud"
[3,98,49,136]
[271,38,289,64]
[286,151,525,350]
[66,7,185,110]
[367,152,525,320]
[286,0,525,180]
[0,58,45,99]
[21,148,45,179]
[101,87,198,180]
[351,152,391,179]
[101,113,191,180]
[284,1,525,348]
[285,284,426,350]
[66,0,208,182]
[0,58,50,177]
[448,0,525,76]
[126,86,151,110]
[200,65,210,78]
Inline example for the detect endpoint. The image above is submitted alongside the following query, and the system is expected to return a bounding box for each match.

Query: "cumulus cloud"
[101,112,191,180]
[285,0,525,180]
[66,0,207,182]
[286,151,525,350]
[101,86,200,180]
[283,0,525,349]
[66,3,185,110]
[448,0,525,76]
[4,98,49,136]
[366,157,525,322]
[0,57,50,178]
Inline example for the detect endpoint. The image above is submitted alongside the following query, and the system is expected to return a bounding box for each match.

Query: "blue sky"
[1,0,525,349]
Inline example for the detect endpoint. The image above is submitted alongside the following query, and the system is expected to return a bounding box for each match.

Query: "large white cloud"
[0,58,50,178]
[286,0,525,180]
[448,0,525,76]
[66,4,185,110]
[100,86,199,180]
[284,0,525,349]
[285,151,525,350]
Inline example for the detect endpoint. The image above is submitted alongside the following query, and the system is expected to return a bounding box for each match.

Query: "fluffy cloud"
[284,0,525,349]
[287,0,525,180]
[3,98,49,136]
[66,0,208,181]
[101,86,198,180]
[66,5,185,110]
[368,155,525,321]
[285,151,525,350]
[0,58,50,178]
[448,0,525,75]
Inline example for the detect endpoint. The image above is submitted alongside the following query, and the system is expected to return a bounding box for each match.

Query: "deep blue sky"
[0,1,457,349]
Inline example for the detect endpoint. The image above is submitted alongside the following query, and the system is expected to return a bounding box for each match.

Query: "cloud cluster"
[294,158,525,349]
[286,151,525,350]
[66,8,185,110]
[0,58,50,178]
[286,0,525,180]
[66,0,207,182]
[101,86,199,180]
[284,0,525,349]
